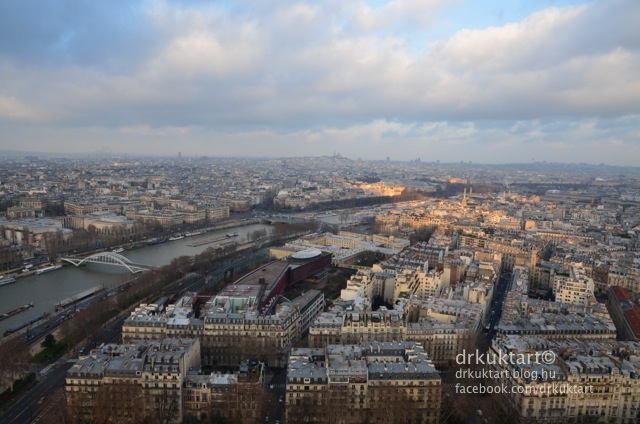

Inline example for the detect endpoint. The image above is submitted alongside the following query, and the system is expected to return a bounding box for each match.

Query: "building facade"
[286,342,441,424]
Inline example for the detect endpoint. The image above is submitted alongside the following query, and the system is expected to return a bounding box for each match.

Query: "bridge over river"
[60,252,156,274]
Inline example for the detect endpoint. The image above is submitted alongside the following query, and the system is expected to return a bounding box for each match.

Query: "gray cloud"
[0,0,162,71]
[0,0,638,164]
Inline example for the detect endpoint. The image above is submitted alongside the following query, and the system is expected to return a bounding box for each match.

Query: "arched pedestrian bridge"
[60,252,154,274]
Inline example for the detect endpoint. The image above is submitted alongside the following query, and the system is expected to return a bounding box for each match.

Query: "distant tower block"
[178,151,181,158]
[462,187,467,208]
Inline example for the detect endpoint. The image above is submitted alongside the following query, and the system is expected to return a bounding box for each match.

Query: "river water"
[0,223,273,334]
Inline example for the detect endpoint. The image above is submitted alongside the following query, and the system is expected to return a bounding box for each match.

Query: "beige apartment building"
[286,342,441,424]
[66,338,200,424]
[309,298,483,368]
[64,200,122,215]
[122,291,325,368]
[62,212,137,234]
[488,335,640,424]
[182,363,267,422]
[609,267,640,297]
[204,205,230,222]
[552,263,596,307]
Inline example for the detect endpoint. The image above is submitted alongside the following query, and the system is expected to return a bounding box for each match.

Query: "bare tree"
[249,228,267,242]
[43,387,77,424]
[59,298,112,352]
[43,232,65,258]
[145,388,181,424]
[0,337,31,388]
[93,380,147,424]
[367,386,423,424]
[339,211,350,226]
[211,379,272,424]
[286,395,324,423]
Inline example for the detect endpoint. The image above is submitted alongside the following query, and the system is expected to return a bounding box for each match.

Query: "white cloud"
[432,6,587,72]
[0,0,639,163]
[0,95,34,120]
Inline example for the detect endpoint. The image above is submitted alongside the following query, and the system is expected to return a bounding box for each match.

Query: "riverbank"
[0,221,274,336]
[2,218,262,283]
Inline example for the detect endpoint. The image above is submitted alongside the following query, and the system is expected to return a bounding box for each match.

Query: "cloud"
[0,0,160,71]
[348,0,450,33]
[0,96,34,120]
[0,0,638,164]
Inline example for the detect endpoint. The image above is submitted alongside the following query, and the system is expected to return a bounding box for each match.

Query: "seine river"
[0,223,273,335]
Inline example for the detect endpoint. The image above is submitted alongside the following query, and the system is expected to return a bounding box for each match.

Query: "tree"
[145,388,181,424]
[366,386,423,424]
[324,385,352,423]
[93,380,146,424]
[144,219,164,236]
[43,232,65,258]
[0,337,31,389]
[286,394,325,423]
[44,200,65,217]
[210,379,272,424]
[45,387,77,424]
[259,188,278,210]
[59,298,112,352]
[41,333,56,349]
[339,211,350,226]
[250,228,268,242]
[409,225,437,245]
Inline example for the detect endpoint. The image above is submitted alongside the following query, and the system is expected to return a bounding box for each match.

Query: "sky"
[0,0,639,165]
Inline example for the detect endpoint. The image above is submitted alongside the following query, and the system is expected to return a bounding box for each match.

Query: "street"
[0,360,72,424]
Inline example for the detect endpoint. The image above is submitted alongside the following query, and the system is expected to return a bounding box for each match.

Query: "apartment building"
[182,363,267,422]
[309,265,486,367]
[488,335,640,424]
[607,286,640,341]
[123,291,324,367]
[497,271,616,341]
[286,342,441,424]
[553,263,596,307]
[66,338,200,423]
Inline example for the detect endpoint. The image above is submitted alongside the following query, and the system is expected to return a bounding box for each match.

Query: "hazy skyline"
[1,0,639,165]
